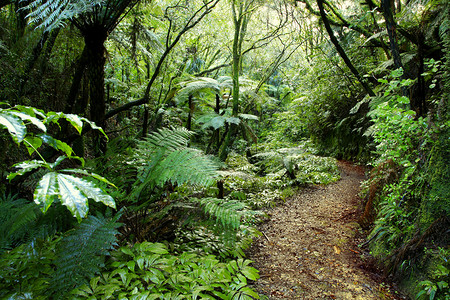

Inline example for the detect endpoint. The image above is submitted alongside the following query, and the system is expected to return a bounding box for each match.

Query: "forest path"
[249,161,405,299]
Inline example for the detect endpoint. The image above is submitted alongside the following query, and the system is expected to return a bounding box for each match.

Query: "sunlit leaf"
[61,169,116,188]
[34,172,59,213]
[0,111,26,143]
[226,117,240,125]
[38,133,73,156]
[7,159,48,181]
[63,113,84,134]
[34,171,116,221]
[238,113,259,121]
[23,136,43,155]
[10,111,46,132]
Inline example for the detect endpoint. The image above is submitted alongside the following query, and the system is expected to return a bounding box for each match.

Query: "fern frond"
[133,127,218,189]
[0,193,38,253]
[23,0,104,32]
[136,127,193,153]
[190,197,247,230]
[51,213,121,296]
[175,77,221,101]
[151,148,218,187]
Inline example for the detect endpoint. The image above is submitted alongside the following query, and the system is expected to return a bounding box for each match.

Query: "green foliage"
[0,192,39,253]
[365,69,424,166]
[191,197,246,231]
[0,212,121,299]
[220,150,339,212]
[0,237,58,300]
[71,242,260,299]
[174,225,261,259]
[368,180,417,253]
[0,105,116,221]
[253,147,340,186]
[52,213,122,296]
[31,170,115,221]
[366,62,449,297]
[24,0,105,32]
[416,248,450,300]
[133,127,218,190]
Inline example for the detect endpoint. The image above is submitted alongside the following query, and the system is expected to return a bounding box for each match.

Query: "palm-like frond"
[133,127,218,189]
[175,77,221,101]
[190,197,247,231]
[23,0,104,32]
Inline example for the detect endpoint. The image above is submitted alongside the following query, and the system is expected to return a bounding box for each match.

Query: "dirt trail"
[249,161,405,299]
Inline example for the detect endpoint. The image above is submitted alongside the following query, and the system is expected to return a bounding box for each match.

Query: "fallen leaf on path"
[333,245,341,254]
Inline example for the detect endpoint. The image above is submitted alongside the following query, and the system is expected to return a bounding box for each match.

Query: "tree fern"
[175,77,222,102]
[23,0,105,32]
[51,212,122,297]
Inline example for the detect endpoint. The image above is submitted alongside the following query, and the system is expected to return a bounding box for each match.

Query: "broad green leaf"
[202,115,225,130]
[127,261,135,272]
[14,105,46,119]
[58,174,116,210]
[140,242,169,254]
[23,136,43,155]
[240,287,260,298]
[57,173,90,221]
[38,133,73,156]
[240,267,259,281]
[80,117,108,140]
[120,247,135,257]
[34,172,59,213]
[61,168,117,188]
[63,113,84,134]
[0,111,26,143]
[34,171,115,221]
[136,257,145,269]
[48,155,68,170]
[10,111,46,132]
[8,159,48,180]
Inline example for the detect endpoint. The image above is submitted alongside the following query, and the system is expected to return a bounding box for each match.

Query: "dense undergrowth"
[0,109,339,298]
[360,67,450,299]
[0,1,449,299]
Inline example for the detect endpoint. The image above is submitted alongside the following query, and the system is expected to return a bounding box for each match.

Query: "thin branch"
[105,0,220,120]
[317,0,375,97]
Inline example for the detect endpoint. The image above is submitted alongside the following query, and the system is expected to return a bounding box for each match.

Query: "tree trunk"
[382,0,403,71]
[65,47,88,114]
[83,27,108,154]
[186,95,194,131]
[382,0,409,100]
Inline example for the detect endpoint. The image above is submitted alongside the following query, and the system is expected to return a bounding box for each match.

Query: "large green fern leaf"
[0,111,27,144]
[134,127,218,189]
[52,213,121,297]
[190,198,247,231]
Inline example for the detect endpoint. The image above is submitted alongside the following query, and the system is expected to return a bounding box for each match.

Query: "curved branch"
[317,0,375,97]
[105,0,220,120]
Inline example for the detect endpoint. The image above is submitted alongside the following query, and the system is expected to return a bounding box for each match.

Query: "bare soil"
[248,161,407,300]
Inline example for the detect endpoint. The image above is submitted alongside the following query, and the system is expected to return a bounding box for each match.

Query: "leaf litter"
[248,161,408,299]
